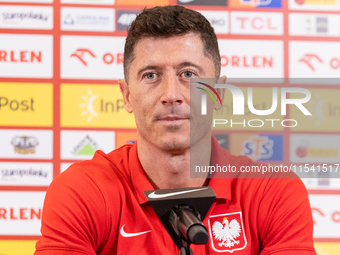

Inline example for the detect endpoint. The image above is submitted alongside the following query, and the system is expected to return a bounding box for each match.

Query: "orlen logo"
[0,207,41,220]
[312,207,340,226]
[0,50,42,63]
[0,34,52,78]
[299,54,323,71]
[221,55,273,68]
[61,36,125,80]
[299,53,340,71]
[70,48,123,66]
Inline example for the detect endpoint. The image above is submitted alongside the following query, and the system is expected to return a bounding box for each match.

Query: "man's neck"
[137,134,211,189]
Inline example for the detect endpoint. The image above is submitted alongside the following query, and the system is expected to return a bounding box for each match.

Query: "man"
[35,5,316,255]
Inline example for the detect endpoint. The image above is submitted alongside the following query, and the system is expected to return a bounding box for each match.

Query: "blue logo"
[232,0,282,8]
[241,134,283,161]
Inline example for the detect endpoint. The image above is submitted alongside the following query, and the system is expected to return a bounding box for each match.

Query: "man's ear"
[119,79,133,113]
[214,75,227,111]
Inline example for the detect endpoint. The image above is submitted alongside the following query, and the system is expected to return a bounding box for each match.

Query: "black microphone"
[169,205,208,244]
[144,187,216,255]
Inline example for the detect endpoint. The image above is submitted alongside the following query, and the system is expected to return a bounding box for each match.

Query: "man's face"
[120,33,217,151]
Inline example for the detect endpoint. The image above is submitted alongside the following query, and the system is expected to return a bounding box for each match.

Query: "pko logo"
[196,82,312,128]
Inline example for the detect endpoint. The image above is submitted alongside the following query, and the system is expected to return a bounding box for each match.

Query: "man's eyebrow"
[137,65,161,77]
[136,62,204,77]
[177,62,204,73]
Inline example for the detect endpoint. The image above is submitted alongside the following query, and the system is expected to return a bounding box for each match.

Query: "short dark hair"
[124,5,221,82]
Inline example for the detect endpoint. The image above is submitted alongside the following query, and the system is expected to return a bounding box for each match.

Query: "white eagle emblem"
[212,217,241,248]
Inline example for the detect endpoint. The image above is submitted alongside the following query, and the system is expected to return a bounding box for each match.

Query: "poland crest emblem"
[208,212,247,253]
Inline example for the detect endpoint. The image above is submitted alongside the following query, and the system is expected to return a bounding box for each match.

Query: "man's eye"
[145,73,156,79]
[183,71,193,78]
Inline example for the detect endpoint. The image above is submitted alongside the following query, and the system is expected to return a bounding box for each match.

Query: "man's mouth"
[157,115,189,125]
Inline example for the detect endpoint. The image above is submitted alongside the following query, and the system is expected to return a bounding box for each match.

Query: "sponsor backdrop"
[0,0,339,253]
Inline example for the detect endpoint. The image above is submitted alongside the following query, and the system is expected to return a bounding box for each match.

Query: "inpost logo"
[197,81,312,129]
[61,84,136,128]
[290,89,340,131]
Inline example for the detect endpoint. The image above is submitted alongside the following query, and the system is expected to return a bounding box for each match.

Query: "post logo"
[0,83,53,127]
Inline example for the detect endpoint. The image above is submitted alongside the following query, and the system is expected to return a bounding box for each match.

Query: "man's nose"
[160,74,184,105]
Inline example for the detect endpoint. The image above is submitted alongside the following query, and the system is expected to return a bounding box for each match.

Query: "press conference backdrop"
[0,0,340,254]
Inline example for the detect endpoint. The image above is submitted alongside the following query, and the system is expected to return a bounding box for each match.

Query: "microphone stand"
[180,240,193,255]
[169,205,208,255]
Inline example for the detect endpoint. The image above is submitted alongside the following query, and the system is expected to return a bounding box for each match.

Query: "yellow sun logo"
[79,89,99,122]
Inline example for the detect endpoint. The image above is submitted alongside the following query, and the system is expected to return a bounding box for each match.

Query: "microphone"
[144,187,216,255]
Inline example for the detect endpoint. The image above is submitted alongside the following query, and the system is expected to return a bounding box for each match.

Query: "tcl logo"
[299,54,340,71]
[0,50,42,63]
[70,48,124,66]
[221,55,273,68]
[312,207,340,225]
[231,12,283,35]
[236,17,277,30]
